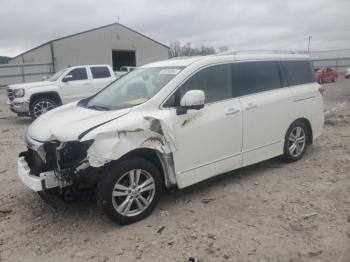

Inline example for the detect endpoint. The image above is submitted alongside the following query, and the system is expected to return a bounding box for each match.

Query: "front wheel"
[96,158,162,225]
[282,121,308,162]
[30,97,57,119]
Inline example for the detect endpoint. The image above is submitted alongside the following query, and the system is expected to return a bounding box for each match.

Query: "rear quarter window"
[232,61,281,96]
[91,67,111,79]
[281,60,315,86]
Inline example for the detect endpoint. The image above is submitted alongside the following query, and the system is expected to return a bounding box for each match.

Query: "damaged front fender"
[82,115,178,187]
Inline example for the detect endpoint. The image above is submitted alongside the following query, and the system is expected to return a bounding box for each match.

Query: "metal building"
[4,23,169,84]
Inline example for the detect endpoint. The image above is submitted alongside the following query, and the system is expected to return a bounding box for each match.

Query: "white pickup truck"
[7,65,115,119]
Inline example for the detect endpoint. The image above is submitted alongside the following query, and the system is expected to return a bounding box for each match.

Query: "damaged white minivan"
[18,53,324,224]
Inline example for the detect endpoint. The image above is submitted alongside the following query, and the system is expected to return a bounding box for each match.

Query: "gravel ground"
[0,78,349,262]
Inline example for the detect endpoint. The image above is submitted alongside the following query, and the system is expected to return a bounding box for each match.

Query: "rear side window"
[281,60,315,86]
[91,67,111,79]
[163,64,233,107]
[68,68,88,81]
[233,61,281,96]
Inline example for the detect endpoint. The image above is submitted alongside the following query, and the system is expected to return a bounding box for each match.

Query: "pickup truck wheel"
[30,97,57,119]
[96,158,162,225]
[282,121,308,162]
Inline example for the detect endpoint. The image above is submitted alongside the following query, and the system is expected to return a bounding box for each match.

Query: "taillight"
[318,86,325,96]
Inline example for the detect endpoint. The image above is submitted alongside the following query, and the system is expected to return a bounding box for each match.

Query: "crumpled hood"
[27,102,132,142]
[9,81,56,90]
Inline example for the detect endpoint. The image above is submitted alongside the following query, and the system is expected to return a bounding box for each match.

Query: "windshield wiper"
[87,105,110,111]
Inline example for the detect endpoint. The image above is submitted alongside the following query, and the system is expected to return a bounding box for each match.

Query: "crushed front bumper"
[17,156,69,191]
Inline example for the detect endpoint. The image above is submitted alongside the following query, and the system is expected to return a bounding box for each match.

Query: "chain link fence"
[312,57,350,73]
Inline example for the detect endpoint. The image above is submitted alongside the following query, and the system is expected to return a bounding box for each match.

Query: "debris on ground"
[308,250,323,257]
[156,226,166,234]
[201,198,214,204]
[207,233,217,240]
[0,209,12,214]
[302,212,318,220]
[159,209,169,217]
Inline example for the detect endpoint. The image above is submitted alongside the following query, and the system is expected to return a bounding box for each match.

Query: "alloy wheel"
[111,169,156,217]
[33,100,55,118]
[288,126,306,157]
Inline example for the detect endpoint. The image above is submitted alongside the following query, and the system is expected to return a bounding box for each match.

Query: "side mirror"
[62,75,73,82]
[176,90,205,115]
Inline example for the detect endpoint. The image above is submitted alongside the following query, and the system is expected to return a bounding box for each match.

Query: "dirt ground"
[0,78,349,262]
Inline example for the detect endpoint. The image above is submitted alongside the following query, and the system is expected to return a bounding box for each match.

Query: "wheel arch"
[289,117,313,145]
[29,92,63,108]
[110,148,177,190]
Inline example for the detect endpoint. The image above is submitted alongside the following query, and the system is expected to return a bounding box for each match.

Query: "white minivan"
[18,53,324,224]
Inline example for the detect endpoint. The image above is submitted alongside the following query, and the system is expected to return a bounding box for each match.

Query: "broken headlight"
[57,140,94,169]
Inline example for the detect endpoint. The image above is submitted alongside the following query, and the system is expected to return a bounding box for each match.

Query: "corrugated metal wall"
[4,24,169,85]
[8,44,52,64]
[0,63,53,86]
[53,24,169,70]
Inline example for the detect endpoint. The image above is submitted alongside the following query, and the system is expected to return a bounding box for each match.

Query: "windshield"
[48,68,68,81]
[83,67,183,110]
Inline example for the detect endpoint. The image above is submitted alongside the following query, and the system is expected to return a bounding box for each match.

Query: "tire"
[282,121,308,162]
[30,97,57,119]
[96,157,162,225]
[332,76,337,82]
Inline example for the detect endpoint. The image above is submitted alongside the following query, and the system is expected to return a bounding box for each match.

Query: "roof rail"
[218,50,296,55]
[169,55,207,60]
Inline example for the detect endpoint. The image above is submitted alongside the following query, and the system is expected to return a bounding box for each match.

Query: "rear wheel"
[282,121,308,162]
[96,158,162,225]
[30,97,57,119]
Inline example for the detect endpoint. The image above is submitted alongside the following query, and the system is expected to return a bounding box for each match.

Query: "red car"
[315,67,338,83]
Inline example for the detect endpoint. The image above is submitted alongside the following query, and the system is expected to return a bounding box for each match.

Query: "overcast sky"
[1,0,350,57]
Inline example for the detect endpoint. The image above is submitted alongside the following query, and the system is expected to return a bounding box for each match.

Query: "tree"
[169,41,216,57]
[169,41,182,58]
[218,46,229,53]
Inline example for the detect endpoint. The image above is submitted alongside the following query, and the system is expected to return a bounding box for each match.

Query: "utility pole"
[308,35,312,53]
